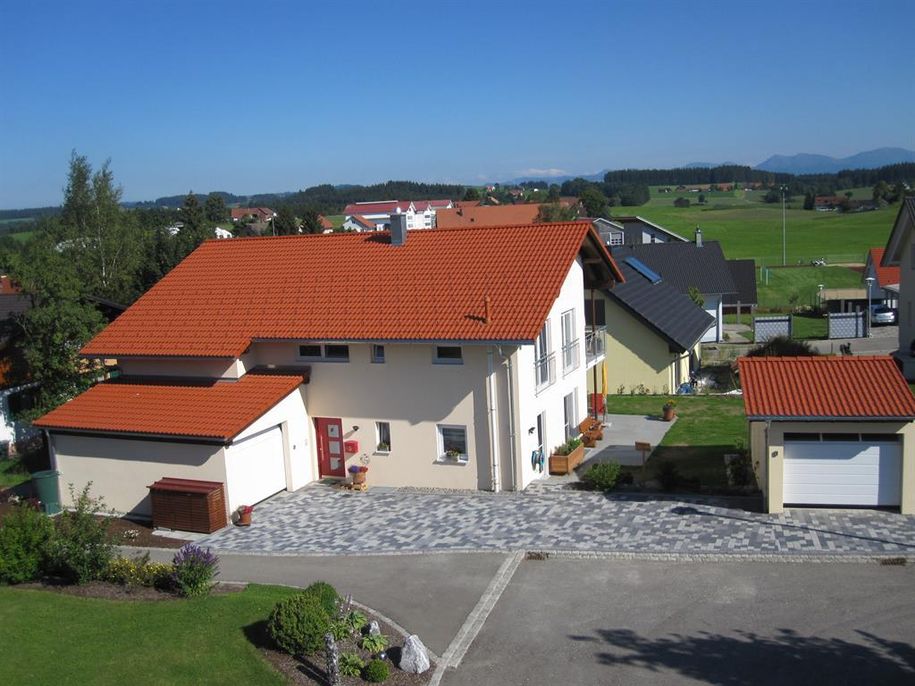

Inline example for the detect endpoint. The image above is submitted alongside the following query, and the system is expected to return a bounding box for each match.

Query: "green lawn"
[616,196,897,266]
[756,264,862,309]
[0,458,30,489]
[0,584,296,685]
[605,394,747,490]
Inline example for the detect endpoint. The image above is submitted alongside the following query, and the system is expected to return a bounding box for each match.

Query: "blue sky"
[1,0,913,208]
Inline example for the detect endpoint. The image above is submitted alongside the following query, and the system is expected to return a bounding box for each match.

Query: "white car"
[870,306,897,326]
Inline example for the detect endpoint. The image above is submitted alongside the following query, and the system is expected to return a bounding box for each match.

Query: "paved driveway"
[198,485,915,558]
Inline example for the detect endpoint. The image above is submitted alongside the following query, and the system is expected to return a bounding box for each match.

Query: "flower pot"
[352,471,366,485]
[662,406,675,422]
[549,443,585,475]
[237,510,252,526]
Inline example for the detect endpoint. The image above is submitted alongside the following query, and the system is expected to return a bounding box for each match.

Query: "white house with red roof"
[35,219,621,521]
[881,198,915,378]
[864,247,900,308]
[342,199,453,231]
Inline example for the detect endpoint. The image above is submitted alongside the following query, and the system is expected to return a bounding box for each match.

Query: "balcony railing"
[534,352,556,393]
[585,327,606,366]
[562,338,580,376]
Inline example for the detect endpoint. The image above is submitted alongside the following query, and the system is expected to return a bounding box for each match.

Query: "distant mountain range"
[754,147,915,174]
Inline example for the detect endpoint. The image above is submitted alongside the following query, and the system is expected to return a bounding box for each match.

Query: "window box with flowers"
[549,437,584,475]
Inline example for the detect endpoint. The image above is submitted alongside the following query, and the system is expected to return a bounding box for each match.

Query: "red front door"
[315,417,346,477]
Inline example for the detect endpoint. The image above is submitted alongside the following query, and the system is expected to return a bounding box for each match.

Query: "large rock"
[399,634,430,674]
[368,620,381,636]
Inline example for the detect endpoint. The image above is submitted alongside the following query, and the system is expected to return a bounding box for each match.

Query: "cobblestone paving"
[199,485,915,557]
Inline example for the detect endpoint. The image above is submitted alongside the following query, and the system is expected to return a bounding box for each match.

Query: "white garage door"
[784,437,901,506]
[224,426,286,510]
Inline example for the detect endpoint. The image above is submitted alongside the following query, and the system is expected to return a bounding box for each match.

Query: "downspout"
[487,346,501,493]
[590,287,598,419]
[497,345,516,492]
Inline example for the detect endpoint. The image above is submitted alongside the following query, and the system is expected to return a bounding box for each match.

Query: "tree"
[57,151,143,304]
[803,192,815,210]
[274,206,299,235]
[547,184,561,202]
[687,286,705,308]
[9,235,105,420]
[176,191,208,256]
[617,184,650,206]
[301,208,324,234]
[698,193,706,205]
[537,204,578,222]
[580,187,609,218]
[462,187,480,201]
[673,197,690,208]
[204,193,227,222]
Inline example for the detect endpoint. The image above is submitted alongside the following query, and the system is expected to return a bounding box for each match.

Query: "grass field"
[0,584,294,684]
[605,395,746,490]
[0,458,29,489]
[756,264,863,309]
[627,187,897,266]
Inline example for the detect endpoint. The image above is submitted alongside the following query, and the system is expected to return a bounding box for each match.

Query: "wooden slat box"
[148,477,228,534]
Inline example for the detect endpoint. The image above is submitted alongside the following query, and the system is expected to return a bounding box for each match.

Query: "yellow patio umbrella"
[601,362,608,419]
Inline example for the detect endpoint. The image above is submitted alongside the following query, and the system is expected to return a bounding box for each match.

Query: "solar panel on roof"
[624,256,662,284]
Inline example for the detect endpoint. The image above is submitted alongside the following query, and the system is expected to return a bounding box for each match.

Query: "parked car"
[870,305,897,326]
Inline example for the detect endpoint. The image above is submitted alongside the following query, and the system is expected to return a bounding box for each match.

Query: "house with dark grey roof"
[611,229,736,343]
[608,216,689,246]
[723,259,758,315]
[587,256,715,394]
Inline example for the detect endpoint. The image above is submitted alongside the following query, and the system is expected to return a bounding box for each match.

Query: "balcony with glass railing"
[561,338,580,376]
[585,327,606,368]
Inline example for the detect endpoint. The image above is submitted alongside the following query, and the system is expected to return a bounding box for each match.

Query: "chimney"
[695,226,703,248]
[390,212,408,246]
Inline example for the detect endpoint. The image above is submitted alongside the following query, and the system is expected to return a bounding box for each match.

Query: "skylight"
[624,256,662,284]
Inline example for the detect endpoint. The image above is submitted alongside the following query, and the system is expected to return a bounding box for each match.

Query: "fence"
[828,311,868,339]
[754,315,791,343]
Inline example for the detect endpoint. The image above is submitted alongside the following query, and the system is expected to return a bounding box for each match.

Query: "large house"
[35,219,622,517]
[604,216,689,246]
[881,198,915,378]
[610,230,736,343]
[864,247,900,309]
[231,207,276,223]
[435,204,542,228]
[342,200,453,231]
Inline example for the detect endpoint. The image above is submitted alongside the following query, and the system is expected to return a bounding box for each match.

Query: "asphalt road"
[442,558,915,685]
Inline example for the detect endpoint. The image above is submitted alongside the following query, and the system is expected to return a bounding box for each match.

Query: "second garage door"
[224,426,287,510]
[783,435,901,507]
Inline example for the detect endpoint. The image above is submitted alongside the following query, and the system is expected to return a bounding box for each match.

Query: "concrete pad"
[444,558,915,685]
[134,546,507,657]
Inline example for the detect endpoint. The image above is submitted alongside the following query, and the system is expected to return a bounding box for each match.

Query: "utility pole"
[781,184,788,266]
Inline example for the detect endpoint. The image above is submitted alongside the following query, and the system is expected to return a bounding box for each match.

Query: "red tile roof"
[343,201,409,216]
[81,222,621,358]
[435,204,542,228]
[348,214,378,230]
[231,207,274,221]
[34,373,304,441]
[738,356,915,420]
[0,275,21,295]
[318,215,333,230]
[868,247,900,288]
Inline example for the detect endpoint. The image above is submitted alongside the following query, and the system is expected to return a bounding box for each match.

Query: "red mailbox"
[343,440,359,453]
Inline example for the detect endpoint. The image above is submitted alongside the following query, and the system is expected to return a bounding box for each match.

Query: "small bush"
[726,454,754,488]
[268,593,331,656]
[49,484,116,584]
[747,335,818,358]
[553,437,583,456]
[172,544,218,597]
[655,460,682,492]
[302,580,339,617]
[581,462,622,492]
[105,553,173,589]
[328,618,350,641]
[0,503,55,584]
[362,659,390,683]
[345,609,368,634]
[339,652,365,678]
[360,632,389,653]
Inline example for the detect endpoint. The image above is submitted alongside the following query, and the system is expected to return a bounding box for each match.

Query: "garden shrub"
[362,659,390,683]
[48,484,116,584]
[726,454,754,488]
[106,553,173,589]
[553,437,583,456]
[360,632,389,653]
[268,593,332,656]
[655,460,682,492]
[0,503,55,584]
[581,462,622,492]
[338,652,365,677]
[345,609,368,634]
[172,544,219,597]
[301,580,339,617]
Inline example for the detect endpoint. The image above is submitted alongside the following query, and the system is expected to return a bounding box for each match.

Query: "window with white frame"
[298,344,350,361]
[563,391,577,440]
[561,309,579,372]
[535,321,554,389]
[437,424,468,462]
[372,344,385,363]
[434,345,463,364]
[376,421,391,452]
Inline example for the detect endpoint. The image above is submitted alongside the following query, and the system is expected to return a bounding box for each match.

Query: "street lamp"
[780,185,789,266]
[865,276,875,337]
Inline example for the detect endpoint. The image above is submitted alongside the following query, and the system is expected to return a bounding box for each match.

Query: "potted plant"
[376,441,390,452]
[445,448,463,461]
[662,399,677,422]
[348,464,368,485]
[236,504,253,526]
[549,437,585,475]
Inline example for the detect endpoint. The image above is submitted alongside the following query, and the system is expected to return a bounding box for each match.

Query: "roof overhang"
[748,415,915,422]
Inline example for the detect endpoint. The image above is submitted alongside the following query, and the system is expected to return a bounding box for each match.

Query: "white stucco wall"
[700,294,723,343]
[118,357,243,379]
[49,433,227,517]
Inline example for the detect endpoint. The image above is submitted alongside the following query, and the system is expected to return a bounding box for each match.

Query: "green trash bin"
[31,470,61,515]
